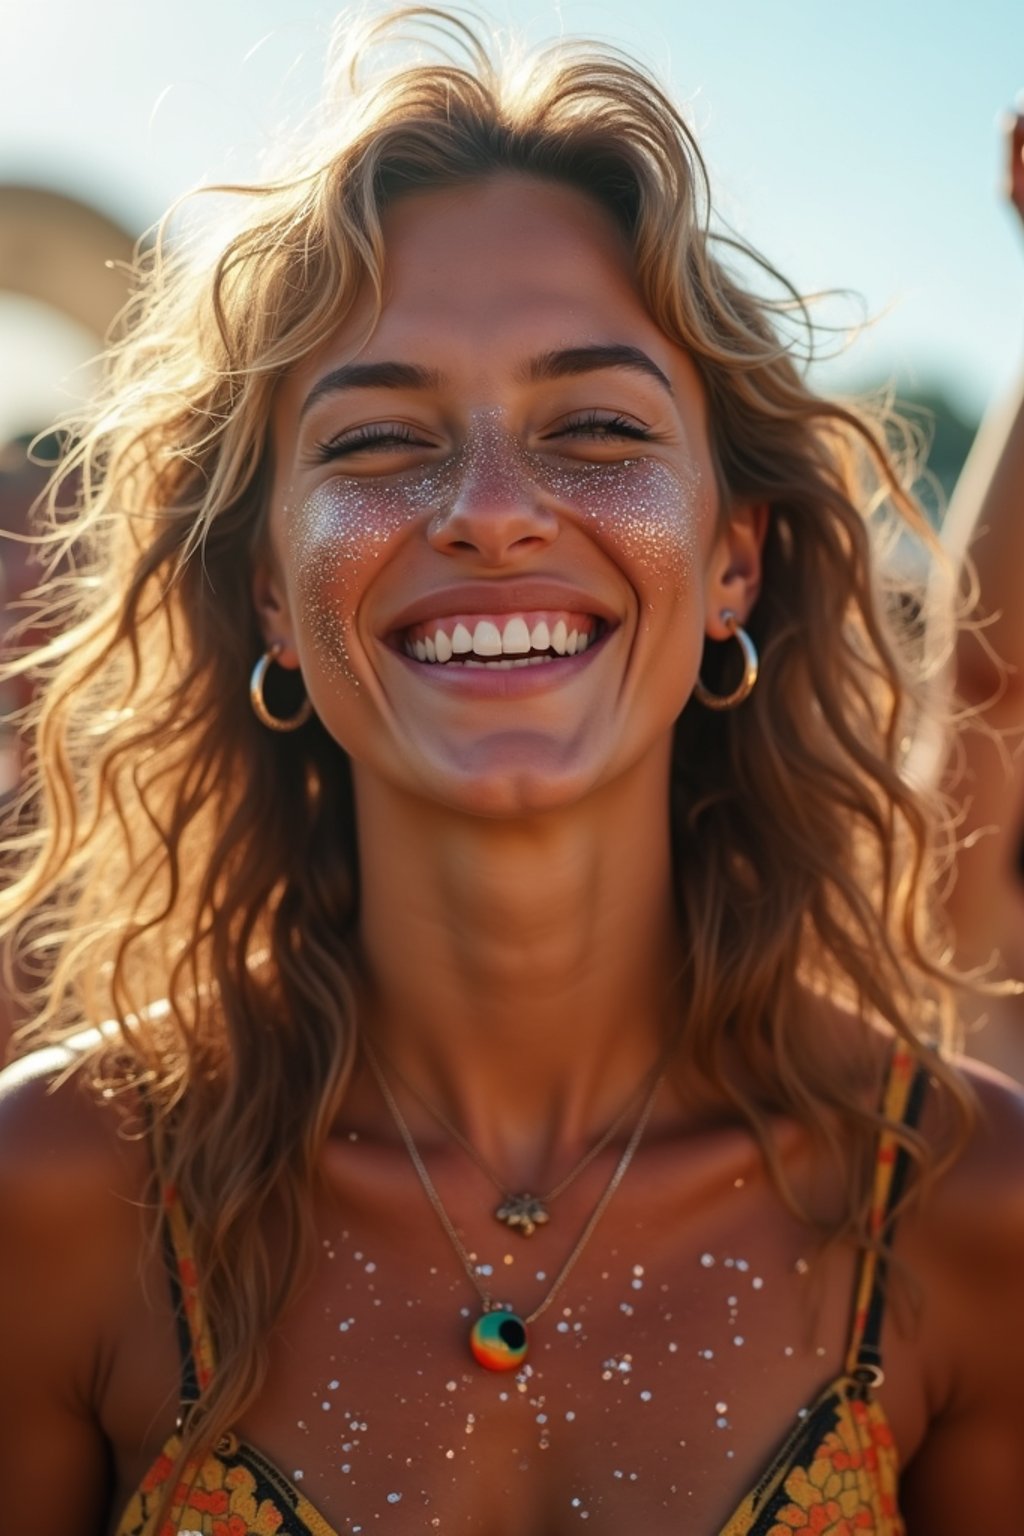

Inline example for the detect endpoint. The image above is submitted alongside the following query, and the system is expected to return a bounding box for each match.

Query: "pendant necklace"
[373,1044,664,1238]
[363,1039,664,1372]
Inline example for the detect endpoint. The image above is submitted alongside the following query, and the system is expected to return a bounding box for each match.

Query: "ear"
[703,501,768,640]
[251,550,302,671]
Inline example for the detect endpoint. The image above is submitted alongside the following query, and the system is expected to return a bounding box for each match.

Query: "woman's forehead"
[277,175,706,423]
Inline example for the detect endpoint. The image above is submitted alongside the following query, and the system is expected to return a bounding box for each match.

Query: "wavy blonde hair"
[2,3,969,1483]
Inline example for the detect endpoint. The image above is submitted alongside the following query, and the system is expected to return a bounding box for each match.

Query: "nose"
[426,432,558,565]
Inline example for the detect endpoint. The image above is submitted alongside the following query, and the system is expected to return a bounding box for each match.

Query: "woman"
[942,108,1024,1081]
[2,11,1023,1534]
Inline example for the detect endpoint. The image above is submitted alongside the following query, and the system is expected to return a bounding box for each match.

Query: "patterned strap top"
[116,1045,928,1536]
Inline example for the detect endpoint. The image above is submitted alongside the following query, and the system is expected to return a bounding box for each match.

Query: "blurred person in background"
[1,11,1024,1535]
[0,431,74,1056]
[943,106,1024,1081]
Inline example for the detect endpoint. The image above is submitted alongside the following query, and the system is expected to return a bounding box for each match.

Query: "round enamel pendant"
[469,1309,529,1371]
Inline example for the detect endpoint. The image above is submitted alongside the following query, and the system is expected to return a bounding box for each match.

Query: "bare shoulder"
[0,1039,149,1206]
[0,1040,153,1324]
[903,1055,1024,1304]
[920,1054,1024,1236]
[897,1057,1024,1529]
[0,1046,155,1535]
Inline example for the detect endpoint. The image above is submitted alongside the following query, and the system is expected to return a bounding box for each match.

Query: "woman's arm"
[898,1066,1024,1530]
[942,110,1024,979]
[0,1053,127,1536]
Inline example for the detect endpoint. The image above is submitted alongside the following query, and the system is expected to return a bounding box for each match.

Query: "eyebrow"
[298,342,673,421]
[524,344,673,395]
[299,361,443,420]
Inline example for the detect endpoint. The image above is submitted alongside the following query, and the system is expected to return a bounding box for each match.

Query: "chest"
[106,1140,928,1535]
[215,1189,867,1532]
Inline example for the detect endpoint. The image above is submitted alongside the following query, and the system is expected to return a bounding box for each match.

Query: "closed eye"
[311,423,428,463]
[547,411,657,443]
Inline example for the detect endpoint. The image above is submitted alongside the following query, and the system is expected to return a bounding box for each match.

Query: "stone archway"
[0,183,134,339]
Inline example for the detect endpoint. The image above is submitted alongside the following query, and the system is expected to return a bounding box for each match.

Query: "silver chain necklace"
[363,1039,664,1372]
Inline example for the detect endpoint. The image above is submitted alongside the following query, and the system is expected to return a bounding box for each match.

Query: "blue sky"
[2,0,1023,438]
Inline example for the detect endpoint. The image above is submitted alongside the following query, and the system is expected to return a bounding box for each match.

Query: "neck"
[351,747,683,1185]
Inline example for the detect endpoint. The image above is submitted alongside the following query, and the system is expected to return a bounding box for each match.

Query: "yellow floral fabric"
[720,1384,902,1535]
[116,1431,337,1536]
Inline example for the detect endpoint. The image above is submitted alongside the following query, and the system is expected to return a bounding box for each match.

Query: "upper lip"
[382,580,621,638]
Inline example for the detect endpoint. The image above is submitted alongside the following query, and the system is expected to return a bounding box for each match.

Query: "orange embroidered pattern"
[117,1431,334,1536]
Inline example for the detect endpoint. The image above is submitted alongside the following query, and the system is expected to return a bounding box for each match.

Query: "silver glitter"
[387,1492,402,1504]
[291,412,701,692]
[700,1253,715,1268]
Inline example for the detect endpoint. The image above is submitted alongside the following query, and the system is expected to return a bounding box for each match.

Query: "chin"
[416,743,605,820]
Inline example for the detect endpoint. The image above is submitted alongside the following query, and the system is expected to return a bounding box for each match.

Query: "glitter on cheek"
[534,455,701,601]
[291,463,456,688]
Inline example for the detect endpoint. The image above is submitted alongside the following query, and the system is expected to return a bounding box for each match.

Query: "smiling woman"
[1,8,1023,1536]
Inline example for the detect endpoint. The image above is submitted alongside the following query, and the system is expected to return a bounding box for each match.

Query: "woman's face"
[260,174,762,816]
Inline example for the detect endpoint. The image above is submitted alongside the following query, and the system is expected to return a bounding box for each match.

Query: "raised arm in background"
[942,108,1024,1077]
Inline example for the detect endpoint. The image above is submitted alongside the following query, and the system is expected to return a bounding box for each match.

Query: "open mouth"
[397,610,609,670]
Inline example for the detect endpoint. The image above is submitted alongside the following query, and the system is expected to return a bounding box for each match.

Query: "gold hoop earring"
[694,610,759,711]
[249,643,313,732]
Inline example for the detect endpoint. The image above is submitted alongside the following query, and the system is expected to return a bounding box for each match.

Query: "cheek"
[287,468,452,686]
[533,455,705,614]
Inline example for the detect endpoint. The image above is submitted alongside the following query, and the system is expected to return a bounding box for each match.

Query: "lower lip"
[389,629,613,695]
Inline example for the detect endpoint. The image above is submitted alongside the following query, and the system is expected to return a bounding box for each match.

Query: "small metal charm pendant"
[494,1193,550,1237]
[470,1308,529,1370]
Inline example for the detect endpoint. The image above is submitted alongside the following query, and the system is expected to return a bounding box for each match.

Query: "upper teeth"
[403,613,597,663]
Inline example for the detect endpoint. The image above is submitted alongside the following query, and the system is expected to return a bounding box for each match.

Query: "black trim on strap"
[161,1206,203,1409]
[139,1085,203,1414]
[855,1061,930,1370]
